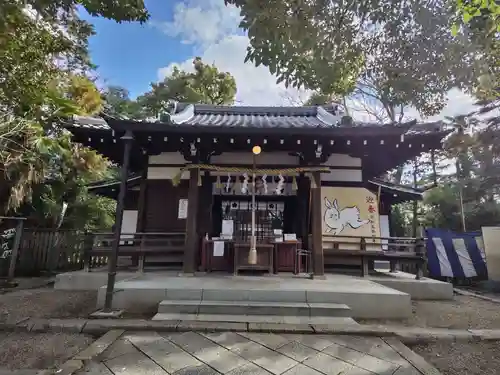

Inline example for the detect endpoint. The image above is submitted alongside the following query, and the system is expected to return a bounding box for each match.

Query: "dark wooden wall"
[142,180,189,232]
[124,190,139,211]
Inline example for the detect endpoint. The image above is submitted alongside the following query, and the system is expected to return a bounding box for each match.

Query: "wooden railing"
[316,234,426,279]
[83,232,186,272]
[322,234,423,252]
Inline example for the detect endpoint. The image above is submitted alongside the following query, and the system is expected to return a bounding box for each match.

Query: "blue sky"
[79,1,195,98]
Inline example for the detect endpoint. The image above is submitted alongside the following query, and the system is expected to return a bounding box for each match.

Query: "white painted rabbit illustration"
[324,197,370,235]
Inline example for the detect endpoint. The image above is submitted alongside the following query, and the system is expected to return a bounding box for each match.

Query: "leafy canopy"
[0,0,148,227]
[225,0,488,117]
[136,57,237,118]
[455,0,500,33]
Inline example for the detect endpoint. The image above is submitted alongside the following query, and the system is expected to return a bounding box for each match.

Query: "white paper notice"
[222,220,234,236]
[213,241,224,257]
[284,233,297,241]
[178,199,188,219]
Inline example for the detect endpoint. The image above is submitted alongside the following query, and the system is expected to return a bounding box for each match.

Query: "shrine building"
[67,103,447,277]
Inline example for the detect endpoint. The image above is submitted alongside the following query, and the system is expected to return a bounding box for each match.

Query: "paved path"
[75,331,438,375]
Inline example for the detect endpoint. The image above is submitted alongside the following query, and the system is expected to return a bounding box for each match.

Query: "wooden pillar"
[8,218,25,280]
[197,171,212,237]
[297,174,310,249]
[310,171,324,276]
[104,130,134,311]
[135,168,148,233]
[131,169,148,267]
[183,168,200,274]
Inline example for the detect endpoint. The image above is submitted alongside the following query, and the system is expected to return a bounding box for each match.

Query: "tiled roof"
[72,115,110,130]
[69,103,448,135]
[171,104,342,128]
[368,178,424,199]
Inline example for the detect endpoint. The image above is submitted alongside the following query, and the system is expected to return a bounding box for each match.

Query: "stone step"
[151,312,359,326]
[157,300,351,317]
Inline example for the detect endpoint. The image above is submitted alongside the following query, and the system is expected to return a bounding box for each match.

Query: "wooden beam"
[183,168,201,274]
[310,171,324,276]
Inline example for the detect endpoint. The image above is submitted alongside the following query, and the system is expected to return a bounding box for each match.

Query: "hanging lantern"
[216,175,222,189]
[197,169,202,186]
[292,175,298,191]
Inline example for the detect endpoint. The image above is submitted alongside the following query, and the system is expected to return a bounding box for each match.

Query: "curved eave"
[104,119,435,138]
[87,176,141,199]
[368,179,423,204]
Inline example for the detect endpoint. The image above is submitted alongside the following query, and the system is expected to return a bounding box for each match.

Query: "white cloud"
[158,35,309,106]
[156,1,477,115]
[426,89,478,121]
[155,0,308,106]
[153,0,241,47]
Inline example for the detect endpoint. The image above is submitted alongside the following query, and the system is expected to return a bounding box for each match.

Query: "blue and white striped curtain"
[425,228,488,279]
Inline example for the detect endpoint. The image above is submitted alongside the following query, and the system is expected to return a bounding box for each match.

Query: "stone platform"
[56,271,415,319]
[54,269,453,319]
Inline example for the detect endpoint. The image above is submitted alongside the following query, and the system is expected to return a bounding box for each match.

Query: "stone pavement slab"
[72,330,442,375]
[229,340,298,375]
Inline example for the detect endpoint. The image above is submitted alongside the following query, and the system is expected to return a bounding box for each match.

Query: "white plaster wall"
[147,167,189,180]
[211,152,299,165]
[146,151,363,182]
[148,152,186,165]
[323,154,362,168]
[321,169,362,182]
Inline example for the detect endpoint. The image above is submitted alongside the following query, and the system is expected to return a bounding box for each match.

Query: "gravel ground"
[358,294,500,329]
[0,285,97,371]
[410,341,500,375]
[0,287,97,323]
[0,332,94,370]
[358,294,500,375]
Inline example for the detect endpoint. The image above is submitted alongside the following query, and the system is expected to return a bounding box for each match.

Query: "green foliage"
[226,0,487,117]
[0,0,148,229]
[304,92,334,106]
[410,99,500,232]
[102,86,143,118]
[455,0,500,32]
[137,57,237,118]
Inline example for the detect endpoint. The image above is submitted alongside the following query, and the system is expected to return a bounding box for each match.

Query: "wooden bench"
[83,232,186,272]
[322,235,426,279]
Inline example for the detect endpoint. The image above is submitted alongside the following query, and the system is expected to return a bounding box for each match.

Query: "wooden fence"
[16,229,88,275]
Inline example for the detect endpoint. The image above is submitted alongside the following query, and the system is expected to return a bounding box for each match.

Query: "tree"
[0,0,148,227]
[412,99,500,232]
[225,0,486,116]
[452,4,499,101]
[304,91,336,106]
[455,0,500,33]
[0,0,149,115]
[102,86,143,119]
[137,57,237,118]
